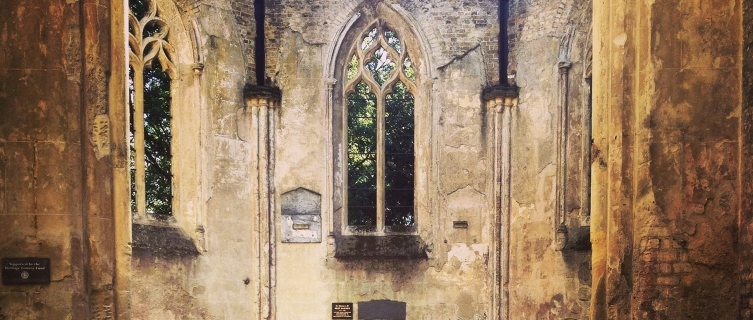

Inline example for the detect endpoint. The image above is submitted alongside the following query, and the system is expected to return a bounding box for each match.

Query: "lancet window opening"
[344,21,417,232]
[128,0,177,218]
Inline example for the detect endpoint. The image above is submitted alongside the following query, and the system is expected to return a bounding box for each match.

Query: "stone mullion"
[132,63,147,218]
[376,95,385,233]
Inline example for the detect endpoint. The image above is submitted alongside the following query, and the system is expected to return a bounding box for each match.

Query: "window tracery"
[128,0,177,218]
[344,22,416,232]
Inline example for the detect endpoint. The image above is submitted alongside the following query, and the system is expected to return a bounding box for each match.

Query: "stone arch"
[324,1,434,81]
[125,0,212,250]
[323,1,434,237]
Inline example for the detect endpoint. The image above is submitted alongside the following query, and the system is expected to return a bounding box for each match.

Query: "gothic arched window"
[128,0,177,219]
[344,22,417,232]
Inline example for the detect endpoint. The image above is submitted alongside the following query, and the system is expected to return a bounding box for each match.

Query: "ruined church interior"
[1,0,752,318]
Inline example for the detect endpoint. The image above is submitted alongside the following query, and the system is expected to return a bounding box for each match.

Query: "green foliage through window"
[129,0,173,218]
[346,23,415,229]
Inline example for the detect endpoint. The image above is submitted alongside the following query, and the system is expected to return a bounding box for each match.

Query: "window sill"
[132,222,200,258]
[334,235,428,260]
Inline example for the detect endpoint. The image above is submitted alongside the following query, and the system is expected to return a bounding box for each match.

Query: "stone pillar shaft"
[483,85,518,320]
[244,86,281,320]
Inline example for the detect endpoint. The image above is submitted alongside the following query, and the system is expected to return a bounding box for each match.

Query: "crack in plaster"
[437,44,480,72]
[287,27,326,46]
[445,184,486,198]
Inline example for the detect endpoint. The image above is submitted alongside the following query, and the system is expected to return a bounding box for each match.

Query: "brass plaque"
[453,220,469,229]
[2,258,51,285]
[292,223,311,230]
[332,302,353,319]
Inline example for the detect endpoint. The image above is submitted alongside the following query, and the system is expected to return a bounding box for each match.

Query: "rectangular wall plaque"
[332,302,353,319]
[2,258,51,285]
[281,188,322,243]
[453,220,469,229]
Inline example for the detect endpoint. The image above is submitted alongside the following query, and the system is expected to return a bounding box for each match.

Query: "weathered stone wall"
[0,0,118,318]
[4,0,752,319]
[591,0,742,318]
[123,0,596,318]
[113,0,596,318]
[742,1,753,318]
[267,0,593,318]
[127,0,260,319]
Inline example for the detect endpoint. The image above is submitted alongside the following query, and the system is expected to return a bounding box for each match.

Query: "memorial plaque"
[2,258,51,284]
[281,188,322,243]
[332,302,353,319]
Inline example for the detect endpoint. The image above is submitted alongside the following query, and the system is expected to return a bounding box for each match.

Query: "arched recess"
[322,1,434,242]
[119,0,209,252]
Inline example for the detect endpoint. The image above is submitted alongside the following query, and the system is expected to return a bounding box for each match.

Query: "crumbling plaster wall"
[266,0,593,319]
[127,0,595,319]
[0,0,596,318]
[128,0,262,319]
[506,0,593,318]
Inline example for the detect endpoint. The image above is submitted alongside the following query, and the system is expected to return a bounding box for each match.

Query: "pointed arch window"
[344,22,417,232]
[128,0,177,219]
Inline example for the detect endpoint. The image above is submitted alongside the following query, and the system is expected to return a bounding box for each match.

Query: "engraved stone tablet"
[281,188,322,243]
[2,258,51,285]
[281,187,321,215]
[332,302,353,319]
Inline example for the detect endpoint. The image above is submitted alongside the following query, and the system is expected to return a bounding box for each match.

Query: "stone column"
[554,61,571,250]
[482,85,518,320]
[324,78,337,257]
[243,85,281,320]
[111,0,131,318]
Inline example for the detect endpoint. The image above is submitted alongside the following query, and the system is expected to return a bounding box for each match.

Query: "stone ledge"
[334,235,428,260]
[243,84,282,100]
[132,223,200,258]
[481,84,520,102]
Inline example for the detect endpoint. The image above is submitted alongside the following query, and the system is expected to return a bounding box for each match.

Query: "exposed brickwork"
[264,0,500,84]
[398,0,500,83]
[637,233,692,318]
[507,0,590,73]
[230,0,256,82]
[266,0,361,84]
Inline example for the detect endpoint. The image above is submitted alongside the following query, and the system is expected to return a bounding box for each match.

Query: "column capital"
[244,84,282,108]
[482,84,519,112]
[324,78,337,87]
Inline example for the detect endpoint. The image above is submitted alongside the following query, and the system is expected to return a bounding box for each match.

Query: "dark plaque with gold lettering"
[2,258,51,284]
[332,302,353,319]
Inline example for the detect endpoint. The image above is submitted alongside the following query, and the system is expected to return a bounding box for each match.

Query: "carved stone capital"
[191,63,204,75]
[244,84,282,109]
[482,84,519,112]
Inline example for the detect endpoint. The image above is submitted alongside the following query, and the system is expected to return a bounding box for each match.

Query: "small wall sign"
[332,302,353,319]
[2,258,51,285]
